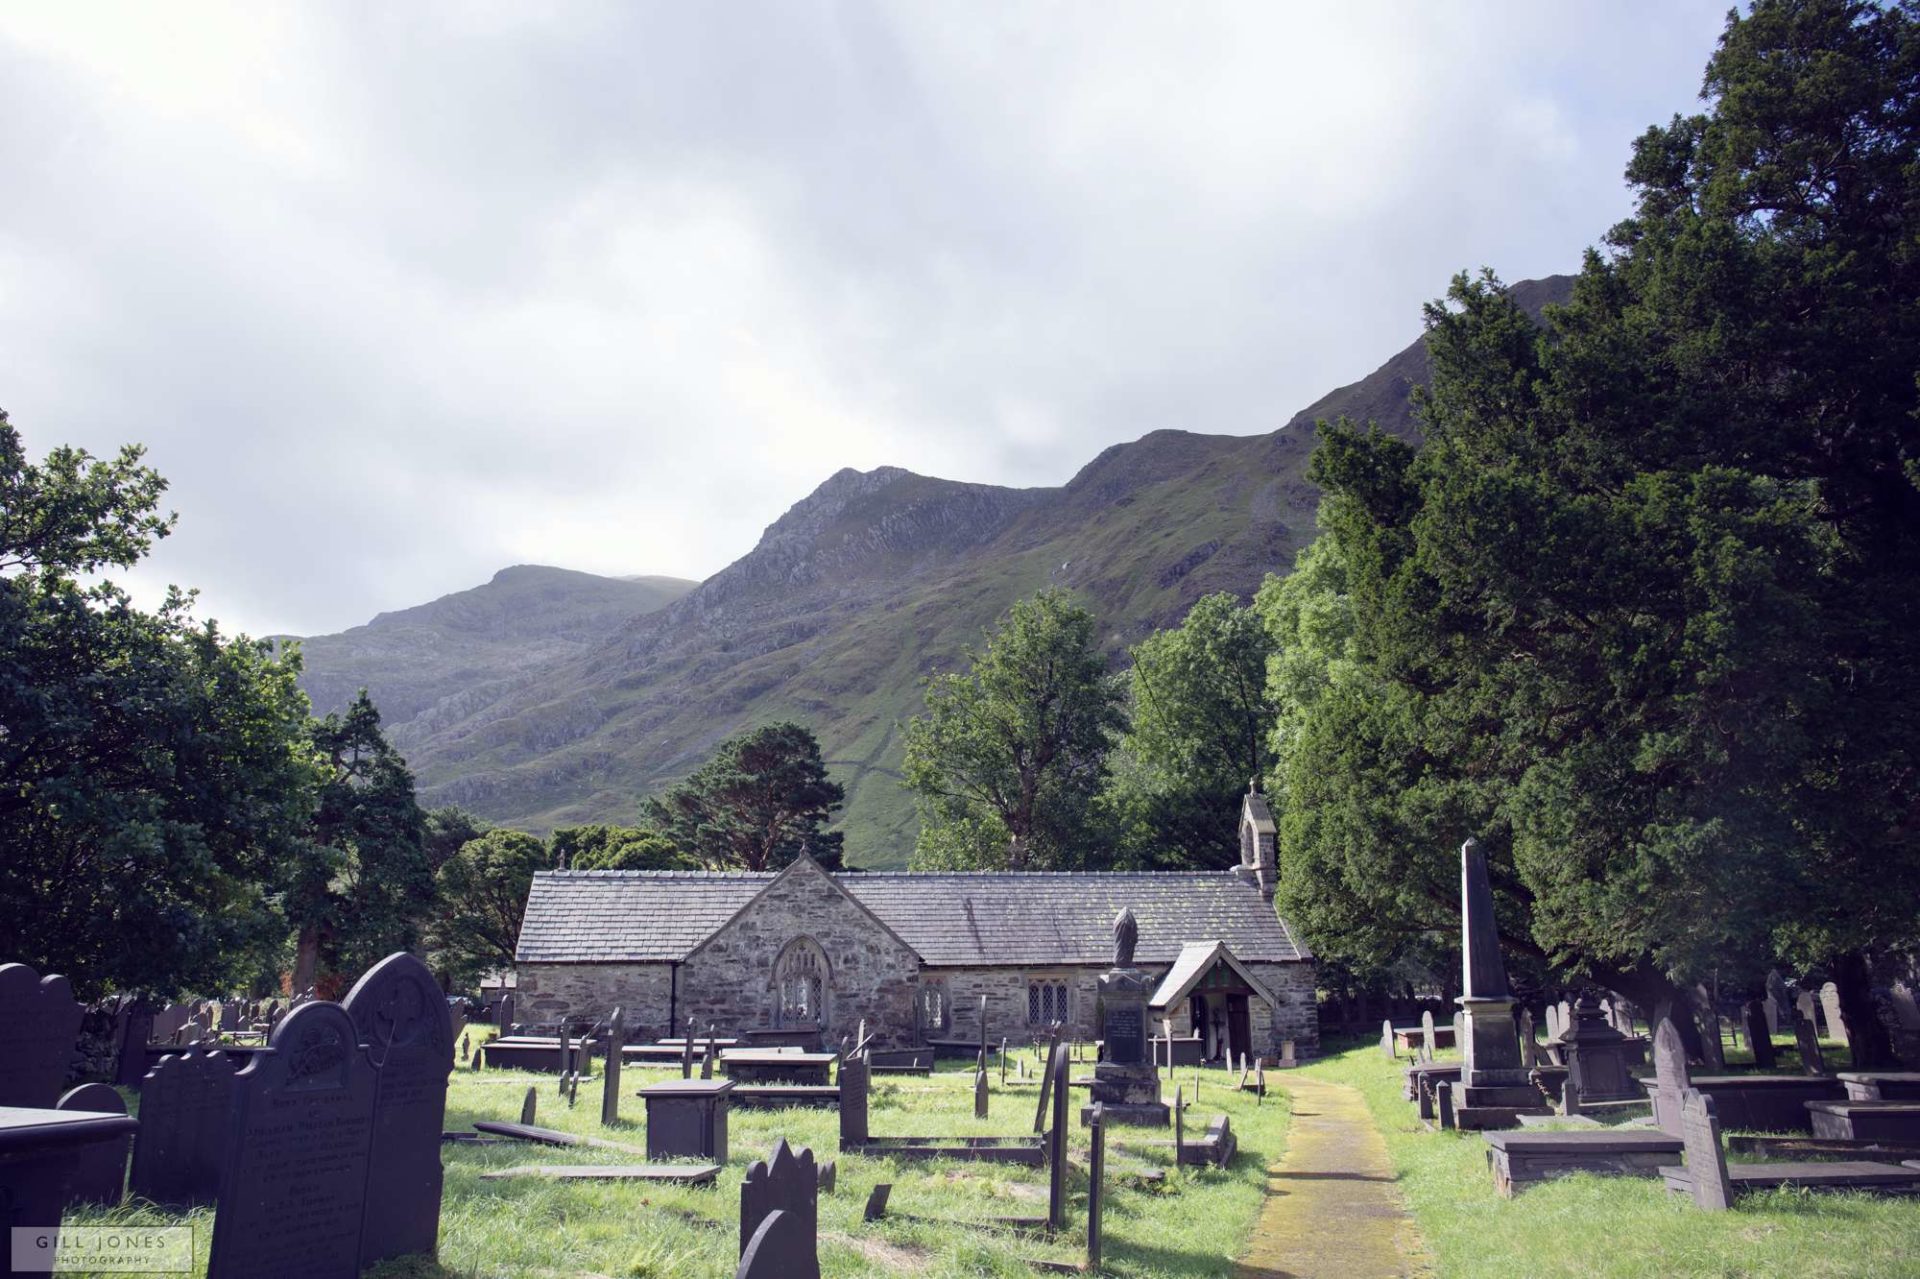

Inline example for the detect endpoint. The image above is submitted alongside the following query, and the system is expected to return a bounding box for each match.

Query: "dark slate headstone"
[601,1006,626,1126]
[739,1140,818,1279]
[1678,1088,1733,1211]
[1086,1103,1106,1273]
[682,1017,696,1079]
[1104,994,1145,1067]
[701,1024,718,1080]
[1048,1041,1070,1230]
[128,1045,236,1208]
[839,1054,869,1147]
[974,1067,988,1119]
[737,1208,810,1279]
[56,1083,131,1206]
[115,999,156,1088]
[1795,1014,1829,1076]
[521,1086,537,1124]
[342,951,454,1270]
[1742,1000,1776,1070]
[0,963,83,1108]
[862,1183,891,1222]
[496,993,515,1033]
[206,1001,379,1279]
[1436,1078,1456,1129]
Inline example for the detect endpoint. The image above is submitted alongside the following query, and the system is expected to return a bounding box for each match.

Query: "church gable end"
[678,857,922,1049]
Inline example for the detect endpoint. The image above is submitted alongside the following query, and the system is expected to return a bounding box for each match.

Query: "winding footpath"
[1234,1075,1432,1279]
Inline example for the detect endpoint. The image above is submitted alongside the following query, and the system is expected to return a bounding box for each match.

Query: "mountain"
[288,566,697,725]
[309,276,1574,865]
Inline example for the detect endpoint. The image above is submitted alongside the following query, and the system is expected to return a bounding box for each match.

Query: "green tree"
[903,589,1126,870]
[1279,0,1920,1059]
[644,722,845,871]
[0,412,319,996]
[288,691,431,990]
[424,806,487,873]
[1105,592,1277,868]
[430,828,549,991]
[552,824,695,871]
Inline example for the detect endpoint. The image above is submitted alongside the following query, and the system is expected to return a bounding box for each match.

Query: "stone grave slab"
[342,950,454,1270]
[1483,1129,1682,1197]
[1840,1071,1920,1101]
[0,964,83,1109]
[0,1107,143,1276]
[206,1001,378,1279]
[128,1045,235,1209]
[1809,1101,1920,1143]
[640,1077,732,1162]
[54,1083,131,1207]
[480,1163,720,1184]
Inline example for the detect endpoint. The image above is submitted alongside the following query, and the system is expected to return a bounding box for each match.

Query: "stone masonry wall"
[1249,960,1321,1058]
[678,859,922,1049]
[514,961,676,1038]
[935,967,1106,1048]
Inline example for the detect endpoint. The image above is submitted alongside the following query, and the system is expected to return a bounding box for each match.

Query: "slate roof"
[1148,940,1283,1010]
[515,867,1310,966]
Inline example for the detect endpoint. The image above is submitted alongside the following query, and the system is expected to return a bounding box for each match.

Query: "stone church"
[513,789,1319,1060]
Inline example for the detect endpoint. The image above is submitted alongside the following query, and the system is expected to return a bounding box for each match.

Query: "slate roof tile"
[515,868,1309,966]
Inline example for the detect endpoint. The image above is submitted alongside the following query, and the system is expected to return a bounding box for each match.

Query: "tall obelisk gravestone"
[1451,838,1551,1129]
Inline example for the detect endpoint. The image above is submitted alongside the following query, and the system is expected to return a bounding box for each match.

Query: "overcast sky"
[0,2,1733,637]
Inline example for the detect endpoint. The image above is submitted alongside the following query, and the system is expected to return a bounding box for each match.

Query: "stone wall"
[677,859,922,1049]
[1248,961,1321,1057]
[933,967,1106,1046]
[514,961,676,1038]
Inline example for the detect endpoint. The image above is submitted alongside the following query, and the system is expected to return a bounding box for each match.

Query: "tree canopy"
[904,588,1126,870]
[645,722,846,871]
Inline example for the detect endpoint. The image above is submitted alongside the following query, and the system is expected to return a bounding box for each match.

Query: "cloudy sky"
[1,2,1732,637]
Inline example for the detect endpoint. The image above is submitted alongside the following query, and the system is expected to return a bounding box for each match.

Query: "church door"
[1227,994,1252,1067]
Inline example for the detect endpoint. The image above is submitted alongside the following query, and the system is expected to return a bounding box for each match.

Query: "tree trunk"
[291,924,321,995]
[1834,950,1897,1069]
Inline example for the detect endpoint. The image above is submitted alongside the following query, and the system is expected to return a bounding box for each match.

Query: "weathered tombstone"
[521,1086,538,1124]
[840,1054,870,1147]
[683,1016,697,1079]
[0,963,84,1108]
[497,992,515,1033]
[702,1023,719,1080]
[128,1046,236,1208]
[1766,970,1792,1034]
[1436,1077,1456,1129]
[1519,1008,1538,1069]
[739,1140,819,1279]
[56,1083,131,1206]
[817,1160,836,1193]
[205,1001,379,1279]
[1174,1085,1185,1153]
[601,1006,626,1125]
[1742,1000,1776,1070]
[1001,1037,1009,1084]
[341,951,455,1271]
[1821,982,1850,1047]
[1085,909,1167,1125]
[1381,1019,1395,1060]
[1048,1041,1070,1229]
[862,1183,891,1222]
[974,1067,988,1119]
[1451,1011,1465,1052]
[1651,1017,1690,1135]
[1794,1014,1829,1075]
[1561,995,1639,1104]
[1420,1010,1437,1062]
[560,1025,575,1078]
[1796,988,1818,1030]
[114,998,156,1088]
[1677,1088,1733,1211]
[1544,1004,1562,1043]
[736,1209,808,1279]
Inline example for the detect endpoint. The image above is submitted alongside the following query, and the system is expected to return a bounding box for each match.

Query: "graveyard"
[42,1023,1291,1278]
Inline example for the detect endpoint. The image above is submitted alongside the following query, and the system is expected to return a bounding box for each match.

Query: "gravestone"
[0,963,83,1108]
[1420,1010,1437,1063]
[1454,838,1544,1126]
[601,1006,625,1125]
[1083,908,1167,1125]
[1086,1103,1107,1272]
[1767,970,1792,1034]
[739,1140,819,1279]
[56,1083,131,1206]
[1452,1011,1465,1053]
[736,1209,810,1279]
[683,1017,696,1079]
[128,1046,236,1208]
[205,1001,379,1279]
[1561,995,1638,1104]
[1742,1000,1776,1070]
[1796,989,1818,1031]
[521,1087,537,1124]
[342,951,455,1270]
[560,1025,574,1078]
[975,1067,988,1118]
[839,1054,869,1147]
[862,1184,890,1222]
[1677,1088,1733,1211]
[497,993,515,1033]
[1696,997,1726,1071]
[114,999,156,1088]
[1048,1041,1070,1229]
[1794,1014,1828,1075]
[1380,1019,1395,1060]
[1651,1017,1690,1135]
[1519,1008,1538,1069]
[1821,983,1849,1047]
[1436,1076,1456,1129]
[702,1023,719,1080]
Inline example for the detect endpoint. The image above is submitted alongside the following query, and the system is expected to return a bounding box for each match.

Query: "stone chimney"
[1237,781,1277,900]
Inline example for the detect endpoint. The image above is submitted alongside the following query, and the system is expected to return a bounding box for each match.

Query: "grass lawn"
[1297,1032,1920,1279]
[66,1028,1286,1278]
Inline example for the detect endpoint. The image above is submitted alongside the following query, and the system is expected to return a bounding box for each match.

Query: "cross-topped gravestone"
[601,1006,626,1125]
[56,1083,131,1207]
[0,962,83,1108]
[341,951,455,1270]
[739,1140,819,1279]
[206,1001,380,1279]
[128,1046,236,1209]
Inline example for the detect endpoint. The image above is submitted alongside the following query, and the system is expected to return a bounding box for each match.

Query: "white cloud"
[0,1,1732,637]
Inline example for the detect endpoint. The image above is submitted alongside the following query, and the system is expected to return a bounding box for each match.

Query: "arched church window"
[772,936,830,1029]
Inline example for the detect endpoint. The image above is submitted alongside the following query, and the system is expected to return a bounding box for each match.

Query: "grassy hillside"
[317,277,1573,865]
